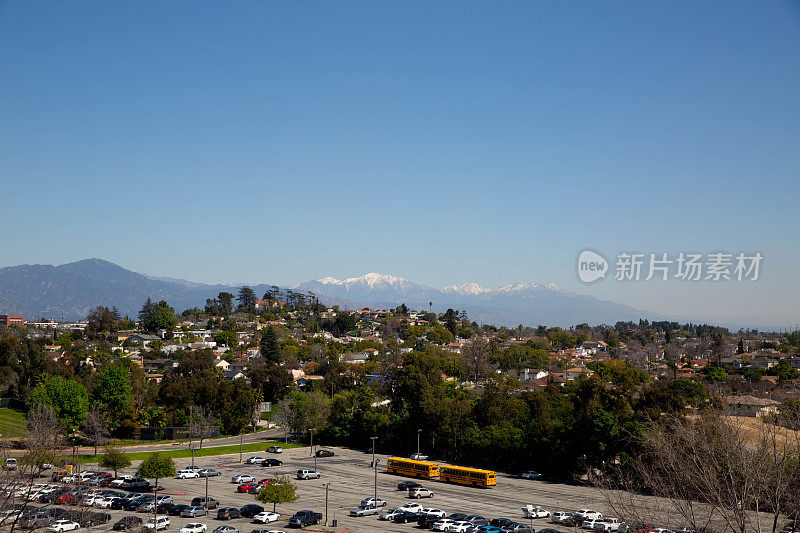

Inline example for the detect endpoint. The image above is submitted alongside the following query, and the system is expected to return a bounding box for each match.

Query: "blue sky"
[1,1,799,324]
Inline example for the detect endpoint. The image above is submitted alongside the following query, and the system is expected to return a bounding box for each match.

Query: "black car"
[287,511,322,528]
[113,516,143,531]
[315,449,334,457]
[217,507,241,520]
[502,525,533,533]
[239,505,264,519]
[259,459,282,467]
[124,497,149,512]
[397,481,422,491]
[157,502,176,514]
[447,513,469,521]
[169,505,191,516]
[393,511,420,524]
[417,514,441,528]
[492,518,515,527]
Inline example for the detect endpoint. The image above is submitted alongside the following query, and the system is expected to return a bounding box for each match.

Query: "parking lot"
[4,445,615,533]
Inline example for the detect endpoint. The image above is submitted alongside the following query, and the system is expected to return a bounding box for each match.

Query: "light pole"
[239,432,243,463]
[204,474,209,507]
[309,428,314,456]
[371,436,378,503]
[324,483,329,525]
[417,429,421,455]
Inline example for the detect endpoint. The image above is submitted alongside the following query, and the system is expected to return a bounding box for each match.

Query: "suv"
[315,449,334,457]
[296,469,320,480]
[267,446,283,454]
[409,487,435,498]
[287,510,321,527]
[217,508,240,520]
[20,512,53,529]
[191,497,219,509]
[176,470,200,479]
[113,516,143,531]
[144,517,170,531]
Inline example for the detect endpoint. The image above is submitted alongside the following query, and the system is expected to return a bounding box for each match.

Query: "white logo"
[577,250,608,283]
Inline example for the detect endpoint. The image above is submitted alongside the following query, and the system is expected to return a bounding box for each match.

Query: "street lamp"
[371,436,378,502]
[324,483,329,525]
[417,429,421,455]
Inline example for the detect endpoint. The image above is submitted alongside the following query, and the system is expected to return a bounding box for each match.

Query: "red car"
[246,481,272,494]
[237,482,257,493]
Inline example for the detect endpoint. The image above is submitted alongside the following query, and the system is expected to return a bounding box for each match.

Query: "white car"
[379,508,402,521]
[360,497,387,507]
[410,453,428,460]
[296,469,320,480]
[176,469,201,479]
[421,508,446,518]
[599,518,622,531]
[180,523,207,533]
[48,520,80,532]
[409,487,434,498]
[144,517,170,531]
[583,519,603,530]
[94,496,116,508]
[231,474,256,484]
[552,512,572,523]
[432,519,454,531]
[447,521,474,532]
[246,456,266,464]
[267,446,283,454]
[110,476,135,487]
[524,506,550,518]
[252,512,280,524]
[399,503,423,513]
[576,510,603,521]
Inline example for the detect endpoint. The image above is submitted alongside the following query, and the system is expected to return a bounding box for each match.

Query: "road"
[115,429,287,454]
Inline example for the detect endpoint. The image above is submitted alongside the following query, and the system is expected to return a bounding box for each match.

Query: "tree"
[461,338,490,383]
[137,452,176,524]
[26,376,89,430]
[254,474,299,512]
[189,408,216,450]
[218,292,234,315]
[99,447,132,477]
[94,362,132,423]
[83,403,110,456]
[139,299,177,333]
[249,363,293,403]
[237,286,257,311]
[443,308,459,336]
[86,306,115,338]
[259,327,281,365]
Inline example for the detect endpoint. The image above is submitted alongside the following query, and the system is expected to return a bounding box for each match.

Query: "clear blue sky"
[1,1,798,324]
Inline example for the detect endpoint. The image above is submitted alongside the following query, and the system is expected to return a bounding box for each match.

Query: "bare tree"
[189,408,216,450]
[83,403,110,456]
[460,338,490,383]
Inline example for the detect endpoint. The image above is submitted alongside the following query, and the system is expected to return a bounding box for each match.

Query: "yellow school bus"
[386,457,440,479]
[440,465,496,487]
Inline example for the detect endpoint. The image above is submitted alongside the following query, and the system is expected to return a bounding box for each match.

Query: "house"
[127,334,161,347]
[223,370,246,380]
[565,367,595,381]
[725,395,780,417]
[750,356,778,370]
[340,352,367,364]
[214,359,231,371]
[720,357,746,370]
[519,368,548,382]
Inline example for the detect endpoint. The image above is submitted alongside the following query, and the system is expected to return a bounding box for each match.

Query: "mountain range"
[0,259,779,329]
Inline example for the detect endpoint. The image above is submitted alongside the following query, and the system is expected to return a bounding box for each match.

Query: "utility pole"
[324,483,329,525]
[239,433,243,463]
[371,436,378,503]
[417,429,421,455]
[205,474,209,506]
[189,406,194,469]
[309,428,314,455]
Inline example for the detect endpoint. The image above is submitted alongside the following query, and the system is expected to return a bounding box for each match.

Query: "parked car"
[379,509,402,521]
[180,523,206,533]
[239,505,264,519]
[398,503,424,513]
[349,505,379,517]
[259,459,282,467]
[217,508,241,520]
[212,527,238,533]
[169,505,190,517]
[266,446,283,454]
[522,505,551,519]
[252,512,280,524]
[520,470,542,480]
[397,481,422,491]
[143,517,170,531]
[47,520,80,532]
[287,510,321,528]
[576,510,604,521]
[466,515,490,526]
[112,516,143,531]
[182,507,208,518]
[231,475,255,484]
[583,519,603,529]
[360,497,387,507]
[393,511,421,524]
[492,518,515,528]
[191,497,219,509]
[552,512,572,524]
[315,449,334,457]
[409,487,435,499]
[296,469,320,480]
[599,518,622,531]
[198,469,220,477]
[501,524,533,532]
[20,512,54,529]
[245,457,265,465]
[447,521,475,532]
[176,470,201,479]
[157,503,177,515]
[431,518,455,531]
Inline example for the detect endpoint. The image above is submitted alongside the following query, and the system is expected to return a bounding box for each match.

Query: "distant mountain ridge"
[0,260,782,329]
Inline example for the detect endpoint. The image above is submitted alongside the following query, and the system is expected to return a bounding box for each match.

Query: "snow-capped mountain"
[295,272,658,326]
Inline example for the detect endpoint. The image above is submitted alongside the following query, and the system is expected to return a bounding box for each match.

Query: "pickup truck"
[287,510,322,528]
[349,505,380,517]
